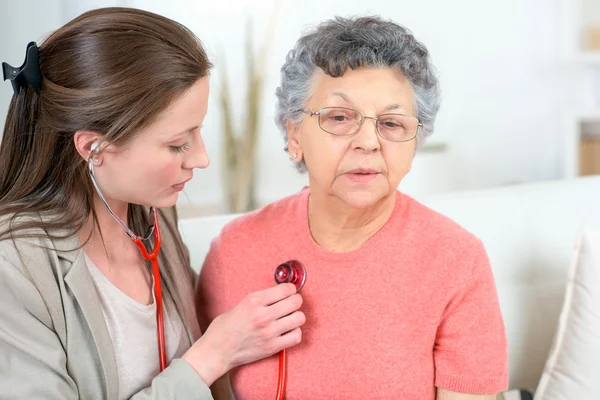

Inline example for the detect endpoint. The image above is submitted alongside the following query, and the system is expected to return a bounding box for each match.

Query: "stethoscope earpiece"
[274,260,306,292]
[90,140,101,153]
[89,140,109,159]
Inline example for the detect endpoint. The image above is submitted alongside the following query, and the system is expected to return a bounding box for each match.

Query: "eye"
[324,110,356,124]
[170,142,190,154]
[330,114,349,122]
[384,121,402,128]
[379,117,405,130]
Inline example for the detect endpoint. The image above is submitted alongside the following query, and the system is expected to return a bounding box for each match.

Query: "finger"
[266,293,303,320]
[252,283,296,306]
[271,327,303,352]
[272,311,306,337]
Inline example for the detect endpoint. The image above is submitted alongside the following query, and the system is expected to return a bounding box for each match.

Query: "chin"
[337,188,391,209]
[157,193,180,209]
[137,193,179,209]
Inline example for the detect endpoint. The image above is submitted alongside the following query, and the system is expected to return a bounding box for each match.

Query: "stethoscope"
[89,141,308,393]
[88,141,168,371]
[273,260,307,400]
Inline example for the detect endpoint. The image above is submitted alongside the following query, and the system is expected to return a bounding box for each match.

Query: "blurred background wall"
[1,0,598,215]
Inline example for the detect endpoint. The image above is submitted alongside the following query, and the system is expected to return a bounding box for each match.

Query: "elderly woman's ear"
[287,122,303,163]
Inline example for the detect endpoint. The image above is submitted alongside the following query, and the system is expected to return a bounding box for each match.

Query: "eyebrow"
[383,104,406,112]
[329,91,353,103]
[328,92,407,112]
[171,126,198,138]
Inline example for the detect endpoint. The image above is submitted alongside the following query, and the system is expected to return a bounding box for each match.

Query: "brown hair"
[0,7,211,237]
[0,6,216,387]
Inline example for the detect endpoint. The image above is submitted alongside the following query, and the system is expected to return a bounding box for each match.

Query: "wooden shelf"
[580,136,600,175]
[562,1,600,178]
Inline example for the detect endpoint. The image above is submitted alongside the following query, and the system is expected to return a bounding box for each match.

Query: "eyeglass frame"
[300,106,423,143]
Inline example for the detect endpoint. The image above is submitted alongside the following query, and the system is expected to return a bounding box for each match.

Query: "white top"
[85,254,190,400]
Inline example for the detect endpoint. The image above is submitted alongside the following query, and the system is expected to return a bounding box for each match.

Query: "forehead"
[308,67,414,112]
[142,78,210,138]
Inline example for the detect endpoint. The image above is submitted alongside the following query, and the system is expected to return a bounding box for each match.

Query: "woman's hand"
[183,283,305,386]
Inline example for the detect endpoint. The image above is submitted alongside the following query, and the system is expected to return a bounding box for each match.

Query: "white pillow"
[534,227,600,399]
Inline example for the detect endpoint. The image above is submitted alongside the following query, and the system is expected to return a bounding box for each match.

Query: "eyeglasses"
[301,107,422,142]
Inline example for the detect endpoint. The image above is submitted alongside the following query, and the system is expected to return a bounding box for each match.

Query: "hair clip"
[2,41,42,96]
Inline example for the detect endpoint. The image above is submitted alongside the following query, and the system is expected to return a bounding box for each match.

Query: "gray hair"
[275,15,441,172]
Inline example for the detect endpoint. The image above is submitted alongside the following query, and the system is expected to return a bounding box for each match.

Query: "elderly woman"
[197,15,508,400]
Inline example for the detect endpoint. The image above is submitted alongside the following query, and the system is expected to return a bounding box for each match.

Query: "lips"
[174,178,192,186]
[172,178,191,191]
[346,168,378,175]
[344,168,380,183]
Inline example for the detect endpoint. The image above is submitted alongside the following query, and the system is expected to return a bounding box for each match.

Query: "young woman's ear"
[74,131,104,164]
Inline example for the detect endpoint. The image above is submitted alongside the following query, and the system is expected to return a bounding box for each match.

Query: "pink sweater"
[198,190,508,399]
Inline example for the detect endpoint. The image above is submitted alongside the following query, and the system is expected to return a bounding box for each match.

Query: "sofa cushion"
[534,227,600,399]
[421,176,600,391]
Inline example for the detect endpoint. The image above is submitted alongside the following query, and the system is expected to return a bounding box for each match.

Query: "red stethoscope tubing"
[276,349,287,400]
[132,218,167,372]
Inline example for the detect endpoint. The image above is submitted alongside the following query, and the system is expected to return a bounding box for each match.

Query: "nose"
[183,135,210,170]
[352,116,381,153]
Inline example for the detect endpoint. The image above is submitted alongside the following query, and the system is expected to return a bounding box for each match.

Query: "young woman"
[0,8,304,400]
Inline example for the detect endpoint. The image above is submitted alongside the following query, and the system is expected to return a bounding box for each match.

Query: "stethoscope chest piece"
[274,260,306,292]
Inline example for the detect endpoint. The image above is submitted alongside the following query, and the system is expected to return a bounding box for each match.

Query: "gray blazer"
[0,208,213,399]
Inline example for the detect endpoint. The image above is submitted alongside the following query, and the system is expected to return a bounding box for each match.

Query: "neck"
[80,193,135,259]
[308,191,397,252]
